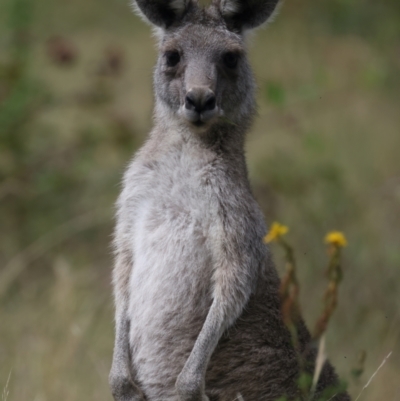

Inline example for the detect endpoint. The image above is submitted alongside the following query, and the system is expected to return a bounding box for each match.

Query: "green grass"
[1,1,400,400]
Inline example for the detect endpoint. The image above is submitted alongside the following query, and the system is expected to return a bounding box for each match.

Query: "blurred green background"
[0,0,399,400]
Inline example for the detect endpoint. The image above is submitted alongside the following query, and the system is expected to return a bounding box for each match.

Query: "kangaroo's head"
[134,0,280,132]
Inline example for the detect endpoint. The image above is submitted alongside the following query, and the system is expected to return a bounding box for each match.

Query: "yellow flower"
[264,222,289,243]
[325,231,348,247]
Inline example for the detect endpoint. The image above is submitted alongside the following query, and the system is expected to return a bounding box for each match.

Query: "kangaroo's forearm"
[110,247,146,400]
[110,312,146,401]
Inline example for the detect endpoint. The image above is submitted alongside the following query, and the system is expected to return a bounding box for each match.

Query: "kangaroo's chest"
[129,156,219,318]
[132,156,217,272]
[131,186,214,286]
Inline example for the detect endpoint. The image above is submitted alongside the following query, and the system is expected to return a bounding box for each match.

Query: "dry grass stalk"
[326,394,338,401]
[309,335,327,400]
[2,370,12,401]
[354,351,392,401]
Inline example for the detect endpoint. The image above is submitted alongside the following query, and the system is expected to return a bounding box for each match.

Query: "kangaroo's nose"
[185,88,216,114]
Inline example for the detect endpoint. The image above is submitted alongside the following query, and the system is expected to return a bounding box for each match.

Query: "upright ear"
[133,0,196,29]
[215,0,281,32]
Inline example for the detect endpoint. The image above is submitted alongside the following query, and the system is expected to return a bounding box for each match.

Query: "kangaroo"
[110,1,351,401]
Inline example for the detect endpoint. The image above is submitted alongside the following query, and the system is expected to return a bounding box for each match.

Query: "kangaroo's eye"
[165,51,180,67]
[223,52,239,69]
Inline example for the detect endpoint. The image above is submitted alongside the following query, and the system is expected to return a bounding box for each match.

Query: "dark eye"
[165,51,180,67]
[223,52,239,69]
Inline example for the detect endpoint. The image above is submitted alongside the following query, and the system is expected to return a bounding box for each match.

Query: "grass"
[1,0,399,400]
[2,370,11,401]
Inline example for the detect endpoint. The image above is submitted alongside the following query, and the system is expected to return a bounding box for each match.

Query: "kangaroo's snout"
[185,88,216,114]
[183,87,218,125]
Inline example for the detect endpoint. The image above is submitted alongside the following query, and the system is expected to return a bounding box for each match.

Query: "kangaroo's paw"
[109,374,146,401]
[176,370,209,401]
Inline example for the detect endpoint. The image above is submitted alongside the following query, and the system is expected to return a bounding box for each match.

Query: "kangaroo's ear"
[214,0,281,32]
[133,0,196,29]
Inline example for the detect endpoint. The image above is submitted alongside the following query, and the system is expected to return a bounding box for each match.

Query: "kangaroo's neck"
[152,103,249,159]
[149,123,247,173]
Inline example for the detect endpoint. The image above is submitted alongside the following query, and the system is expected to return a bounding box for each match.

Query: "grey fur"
[110,1,351,400]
